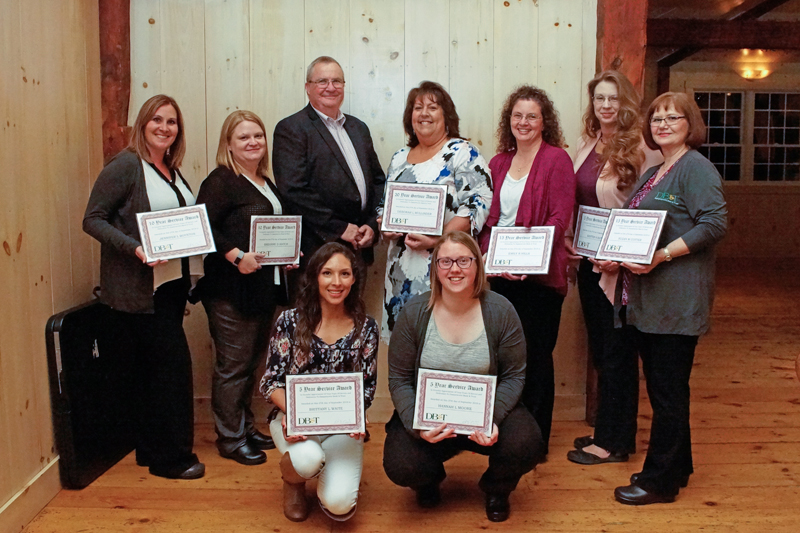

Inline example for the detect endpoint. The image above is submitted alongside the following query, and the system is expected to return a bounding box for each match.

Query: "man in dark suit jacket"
[272,55,385,268]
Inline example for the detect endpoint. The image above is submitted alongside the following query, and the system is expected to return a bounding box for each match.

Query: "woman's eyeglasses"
[436,256,476,269]
[650,115,685,126]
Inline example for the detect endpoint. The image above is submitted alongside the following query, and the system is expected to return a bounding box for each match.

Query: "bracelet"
[233,250,245,266]
[662,247,673,262]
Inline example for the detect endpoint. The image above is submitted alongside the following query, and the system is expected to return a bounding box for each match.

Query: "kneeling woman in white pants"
[259,243,378,522]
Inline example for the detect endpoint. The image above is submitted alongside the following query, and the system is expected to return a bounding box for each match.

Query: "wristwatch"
[662,247,673,262]
[233,250,245,266]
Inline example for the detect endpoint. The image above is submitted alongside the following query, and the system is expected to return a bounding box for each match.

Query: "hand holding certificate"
[380,182,448,235]
[484,226,555,275]
[285,373,365,436]
[413,369,496,436]
[136,204,216,262]
[595,209,667,264]
[572,206,611,257]
[249,215,301,265]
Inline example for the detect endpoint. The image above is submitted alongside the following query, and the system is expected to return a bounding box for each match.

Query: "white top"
[498,172,528,227]
[141,161,203,289]
[312,106,367,209]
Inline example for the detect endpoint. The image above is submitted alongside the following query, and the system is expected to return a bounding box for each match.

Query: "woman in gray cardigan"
[383,231,544,522]
[610,92,727,505]
[83,95,204,480]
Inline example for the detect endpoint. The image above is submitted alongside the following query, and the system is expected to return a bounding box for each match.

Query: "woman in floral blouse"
[260,243,378,522]
[380,81,493,343]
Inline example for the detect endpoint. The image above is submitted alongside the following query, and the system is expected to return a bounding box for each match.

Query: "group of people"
[83,55,727,522]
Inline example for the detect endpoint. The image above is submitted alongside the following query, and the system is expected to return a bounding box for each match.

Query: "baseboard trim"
[0,458,61,533]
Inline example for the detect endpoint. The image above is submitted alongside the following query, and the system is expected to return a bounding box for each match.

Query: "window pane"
[786,111,799,128]
[754,164,769,180]
[753,127,769,144]
[787,94,800,111]
[754,146,772,164]
[725,164,741,181]
[755,93,770,109]
[786,165,800,181]
[728,92,742,109]
[725,128,741,144]
[771,93,786,110]
[694,92,709,108]
[754,110,769,128]
[774,129,785,145]
[725,110,741,127]
[727,147,741,164]
[787,129,800,145]
[709,127,725,144]
[710,92,725,109]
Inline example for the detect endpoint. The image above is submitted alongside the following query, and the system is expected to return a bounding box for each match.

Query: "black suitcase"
[45,297,136,489]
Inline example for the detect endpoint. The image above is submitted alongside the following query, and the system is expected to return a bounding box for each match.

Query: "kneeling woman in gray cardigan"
[383,231,544,523]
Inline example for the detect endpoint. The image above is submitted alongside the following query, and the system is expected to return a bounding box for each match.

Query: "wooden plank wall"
[128,0,598,422]
[0,0,103,530]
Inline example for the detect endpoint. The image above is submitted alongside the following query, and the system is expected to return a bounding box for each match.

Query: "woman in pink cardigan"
[566,70,662,465]
[478,85,576,453]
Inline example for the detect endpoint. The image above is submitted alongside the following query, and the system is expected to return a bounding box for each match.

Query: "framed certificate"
[594,209,667,264]
[249,215,302,265]
[285,373,365,436]
[380,182,448,235]
[136,204,216,262]
[572,206,611,258]
[412,369,496,436]
[484,226,555,275]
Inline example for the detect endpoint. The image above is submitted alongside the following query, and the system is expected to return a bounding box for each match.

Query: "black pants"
[490,278,563,452]
[577,261,639,454]
[621,324,698,496]
[204,297,276,453]
[110,279,197,475]
[382,405,543,496]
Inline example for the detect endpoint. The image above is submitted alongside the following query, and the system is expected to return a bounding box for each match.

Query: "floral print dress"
[380,139,492,343]
[259,309,379,408]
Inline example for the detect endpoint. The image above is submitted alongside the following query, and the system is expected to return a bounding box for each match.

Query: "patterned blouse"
[259,309,379,409]
[380,139,492,342]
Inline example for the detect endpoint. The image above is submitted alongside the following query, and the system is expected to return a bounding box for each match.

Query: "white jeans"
[270,412,364,517]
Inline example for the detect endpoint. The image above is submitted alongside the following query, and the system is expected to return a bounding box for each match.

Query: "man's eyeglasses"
[436,256,476,269]
[310,78,345,89]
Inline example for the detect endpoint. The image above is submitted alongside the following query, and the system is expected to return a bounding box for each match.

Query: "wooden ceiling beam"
[649,20,800,50]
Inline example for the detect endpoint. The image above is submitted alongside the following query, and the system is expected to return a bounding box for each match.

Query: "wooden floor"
[24,262,800,532]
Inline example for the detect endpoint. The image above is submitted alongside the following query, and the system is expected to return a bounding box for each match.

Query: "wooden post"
[99,0,131,163]
[596,0,648,93]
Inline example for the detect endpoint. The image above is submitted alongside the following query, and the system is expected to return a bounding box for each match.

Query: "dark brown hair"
[496,85,565,153]
[128,94,185,169]
[581,70,645,190]
[428,231,488,309]
[294,243,366,356]
[643,92,707,151]
[403,81,460,148]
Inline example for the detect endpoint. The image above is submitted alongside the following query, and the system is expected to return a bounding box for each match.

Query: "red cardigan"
[478,142,576,296]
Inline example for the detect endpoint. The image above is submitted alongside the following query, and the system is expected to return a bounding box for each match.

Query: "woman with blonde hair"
[195,110,292,465]
[567,71,662,466]
[84,94,204,479]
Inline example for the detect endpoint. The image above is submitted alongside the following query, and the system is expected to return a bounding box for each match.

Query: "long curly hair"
[293,243,366,356]
[581,70,644,190]
[496,85,565,153]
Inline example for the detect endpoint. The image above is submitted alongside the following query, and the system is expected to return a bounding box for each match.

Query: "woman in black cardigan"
[196,110,293,465]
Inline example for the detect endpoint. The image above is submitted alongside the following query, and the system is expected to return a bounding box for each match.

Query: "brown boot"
[280,453,309,522]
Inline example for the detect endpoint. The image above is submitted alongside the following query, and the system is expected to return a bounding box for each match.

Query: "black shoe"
[567,448,629,465]
[573,435,594,449]
[614,484,675,505]
[220,442,267,465]
[150,461,206,480]
[630,472,689,488]
[485,493,510,522]
[415,484,441,508]
[247,429,276,451]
